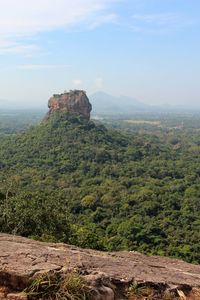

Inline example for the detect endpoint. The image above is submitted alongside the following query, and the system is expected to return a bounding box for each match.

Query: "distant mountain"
[90,91,149,115]
[89,92,200,115]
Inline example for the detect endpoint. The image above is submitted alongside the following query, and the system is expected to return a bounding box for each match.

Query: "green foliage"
[0,112,200,263]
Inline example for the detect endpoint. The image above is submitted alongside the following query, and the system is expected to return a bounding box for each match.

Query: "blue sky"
[0,0,200,108]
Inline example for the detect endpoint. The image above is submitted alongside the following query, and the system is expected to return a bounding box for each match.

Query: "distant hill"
[90,91,149,115]
[90,92,200,115]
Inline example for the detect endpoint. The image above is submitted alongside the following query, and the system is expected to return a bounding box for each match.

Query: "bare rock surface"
[45,90,92,120]
[0,234,200,299]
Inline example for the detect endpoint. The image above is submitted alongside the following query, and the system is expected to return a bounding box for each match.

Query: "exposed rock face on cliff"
[45,90,92,120]
[0,234,200,300]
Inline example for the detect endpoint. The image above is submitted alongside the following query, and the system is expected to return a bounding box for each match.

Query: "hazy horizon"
[0,0,199,109]
[1,90,200,113]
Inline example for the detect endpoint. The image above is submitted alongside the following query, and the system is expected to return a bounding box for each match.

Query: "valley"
[0,94,200,265]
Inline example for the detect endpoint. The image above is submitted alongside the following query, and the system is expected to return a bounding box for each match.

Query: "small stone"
[99,286,114,300]
[177,290,186,300]
[0,292,6,300]
[7,293,27,300]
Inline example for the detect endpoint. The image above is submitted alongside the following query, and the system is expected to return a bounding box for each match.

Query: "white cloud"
[17,64,70,70]
[87,13,118,29]
[132,13,180,25]
[131,13,195,34]
[72,79,82,86]
[0,0,118,55]
[0,39,39,55]
[95,77,103,89]
[0,0,117,36]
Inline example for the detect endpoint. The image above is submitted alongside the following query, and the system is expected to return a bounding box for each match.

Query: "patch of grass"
[162,291,174,300]
[24,271,91,300]
[127,282,155,300]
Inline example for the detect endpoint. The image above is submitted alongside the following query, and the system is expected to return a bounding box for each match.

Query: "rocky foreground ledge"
[0,234,200,300]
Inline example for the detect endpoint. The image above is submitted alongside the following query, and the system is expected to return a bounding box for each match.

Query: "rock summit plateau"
[45,90,92,120]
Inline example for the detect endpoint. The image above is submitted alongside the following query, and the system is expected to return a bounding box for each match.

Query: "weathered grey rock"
[0,234,200,299]
[45,90,92,120]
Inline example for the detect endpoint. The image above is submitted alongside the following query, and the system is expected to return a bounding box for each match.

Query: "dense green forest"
[0,111,200,264]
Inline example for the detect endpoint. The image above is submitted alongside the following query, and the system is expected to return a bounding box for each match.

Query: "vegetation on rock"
[25,271,90,300]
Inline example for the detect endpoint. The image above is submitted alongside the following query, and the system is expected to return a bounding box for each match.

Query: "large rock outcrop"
[0,234,200,300]
[45,90,92,120]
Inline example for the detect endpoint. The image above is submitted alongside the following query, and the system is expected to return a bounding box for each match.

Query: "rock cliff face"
[0,234,200,300]
[45,90,92,120]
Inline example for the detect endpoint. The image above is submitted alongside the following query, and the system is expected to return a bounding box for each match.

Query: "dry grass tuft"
[24,271,91,300]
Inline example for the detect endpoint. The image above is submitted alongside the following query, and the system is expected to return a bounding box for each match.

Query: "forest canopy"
[0,112,200,264]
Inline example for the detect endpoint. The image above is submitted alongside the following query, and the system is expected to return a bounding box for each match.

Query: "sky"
[0,0,200,108]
